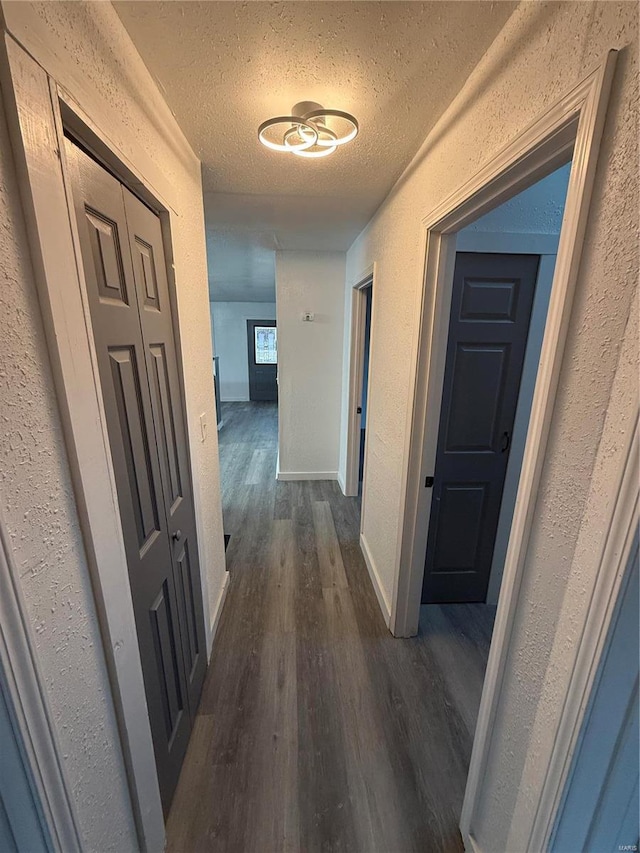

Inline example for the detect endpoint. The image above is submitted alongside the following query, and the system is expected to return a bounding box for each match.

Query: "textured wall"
[276,251,346,476]
[342,1,638,848]
[0,0,227,847]
[210,301,277,401]
[0,88,138,851]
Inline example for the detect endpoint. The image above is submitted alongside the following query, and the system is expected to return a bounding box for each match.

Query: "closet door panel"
[123,188,207,715]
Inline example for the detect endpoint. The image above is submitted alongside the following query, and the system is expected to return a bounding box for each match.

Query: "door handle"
[500,431,511,453]
[172,529,183,542]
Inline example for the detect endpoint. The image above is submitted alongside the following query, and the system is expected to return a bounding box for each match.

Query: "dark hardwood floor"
[166,401,496,853]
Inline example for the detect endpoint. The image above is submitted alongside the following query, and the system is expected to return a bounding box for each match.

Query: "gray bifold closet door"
[64,138,207,815]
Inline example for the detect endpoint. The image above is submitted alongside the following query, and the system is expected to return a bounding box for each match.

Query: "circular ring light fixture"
[303,109,359,146]
[258,103,357,158]
[258,116,318,152]
[285,125,338,158]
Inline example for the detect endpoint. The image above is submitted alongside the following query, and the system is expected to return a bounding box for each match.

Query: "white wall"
[276,251,346,479]
[210,301,276,401]
[0,2,227,848]
[341,2,638,850]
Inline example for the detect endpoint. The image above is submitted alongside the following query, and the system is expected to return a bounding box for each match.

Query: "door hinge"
[425,476,434,488]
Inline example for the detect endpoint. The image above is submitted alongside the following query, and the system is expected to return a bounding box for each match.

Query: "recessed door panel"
[108,346,160,548]
[85,210,129,306]
[422,253,539,603]
[150,580,185,745]
[445,344,509,453]
[460,278,519,322]
[149,344,182,509]
[134,237,160,311]
[176,541,199,680]
[431,484,488,573]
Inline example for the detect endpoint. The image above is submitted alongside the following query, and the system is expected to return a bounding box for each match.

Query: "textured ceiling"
[114,1,516,301]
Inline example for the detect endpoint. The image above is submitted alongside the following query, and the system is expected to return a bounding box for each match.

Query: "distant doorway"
[344,272,375,499]
[247,320,278,402]
[359,284,373,491]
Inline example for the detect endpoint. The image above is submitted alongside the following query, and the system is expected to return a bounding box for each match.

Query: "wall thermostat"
[302,312,315,322]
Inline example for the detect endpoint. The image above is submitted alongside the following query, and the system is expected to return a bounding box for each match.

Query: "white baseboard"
[359,533,391,628]
[276,471,338,481]
[219,396,248,403]
[207,571,230,659]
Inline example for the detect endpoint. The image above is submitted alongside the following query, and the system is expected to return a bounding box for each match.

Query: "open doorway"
[359,285,373,493]
[210,298,278,552]
[421,164,571,607]
[344,273,375,500]
[417,157,572,742]
[247,320,278,402]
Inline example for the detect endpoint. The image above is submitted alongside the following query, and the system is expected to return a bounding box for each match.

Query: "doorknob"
[500,431,511,453]
[172,529,183,542]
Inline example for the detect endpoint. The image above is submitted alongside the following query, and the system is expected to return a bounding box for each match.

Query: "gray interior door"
[247,320,277,402]
[421,252,539,604]
[65,138,206,814]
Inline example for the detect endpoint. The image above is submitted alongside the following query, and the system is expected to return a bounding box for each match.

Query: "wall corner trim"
[360,532,391,629]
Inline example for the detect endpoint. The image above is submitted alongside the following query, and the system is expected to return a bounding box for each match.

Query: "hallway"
[166,403,495,852]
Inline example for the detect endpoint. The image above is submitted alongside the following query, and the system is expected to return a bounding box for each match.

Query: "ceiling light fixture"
[258,101,358,158]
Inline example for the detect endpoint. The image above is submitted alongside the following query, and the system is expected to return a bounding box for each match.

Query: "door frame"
[388,50,618,847]
[343,267,375,500]
[0,32,210,851]
[0,507,83,853]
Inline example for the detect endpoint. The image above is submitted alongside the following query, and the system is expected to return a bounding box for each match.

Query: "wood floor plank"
[322,583,414,853]
[419,604,496,739]
[312,500,350,591]
[166,402,495,853]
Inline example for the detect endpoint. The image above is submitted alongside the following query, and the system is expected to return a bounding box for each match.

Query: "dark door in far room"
[421,252,539,604]
[247,320,278,401]
[65,138,207,815]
